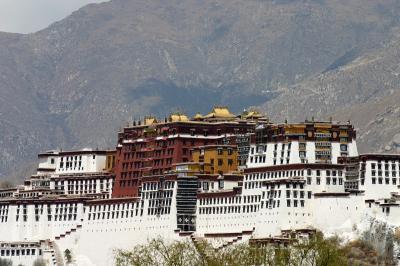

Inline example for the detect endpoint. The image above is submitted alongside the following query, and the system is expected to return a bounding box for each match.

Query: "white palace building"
[0,118,400,266]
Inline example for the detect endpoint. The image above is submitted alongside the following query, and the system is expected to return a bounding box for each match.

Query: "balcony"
[299,146,307,151]
[139,147,155,152]
[315,150,331,156]
[315,159,332,164]
[315,141,331,147]
[315,133,332,138]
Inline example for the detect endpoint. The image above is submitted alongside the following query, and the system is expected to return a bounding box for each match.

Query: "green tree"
[33,258,46,266]
[0,258,12,266]
[64,249,72,264]
[115,232,348,266]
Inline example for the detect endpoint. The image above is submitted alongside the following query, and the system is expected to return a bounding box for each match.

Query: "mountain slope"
[260,34,400,153]
[2,0,400,180]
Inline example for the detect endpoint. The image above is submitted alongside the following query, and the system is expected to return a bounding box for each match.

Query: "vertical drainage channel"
[176,176,198,232]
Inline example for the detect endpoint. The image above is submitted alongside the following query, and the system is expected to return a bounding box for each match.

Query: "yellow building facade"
[105,150,116,172]
[191,145,238,175]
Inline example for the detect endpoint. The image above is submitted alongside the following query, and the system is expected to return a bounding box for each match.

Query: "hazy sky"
[0,0,108,34]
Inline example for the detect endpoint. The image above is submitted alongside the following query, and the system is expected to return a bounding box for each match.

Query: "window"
[372,178,376,184]
[316,177,321,185]
[326,170,331,176]
[218,159,223,166]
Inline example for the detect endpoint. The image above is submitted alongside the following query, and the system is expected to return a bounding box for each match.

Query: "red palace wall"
[112,121,254,198]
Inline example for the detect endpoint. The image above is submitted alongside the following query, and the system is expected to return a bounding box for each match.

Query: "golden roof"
[193,113,204,120]
[169,113,189,122]
[285,124,306,129]
[144,116,157,125]
[315,123,332,129]
[241,109,264,119]
[204,106,236,119]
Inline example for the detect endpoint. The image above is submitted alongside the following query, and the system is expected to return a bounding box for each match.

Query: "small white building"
[247,121,358,168]
[37,149,108,175]
[354,154,400,200]
[0,241,56,266]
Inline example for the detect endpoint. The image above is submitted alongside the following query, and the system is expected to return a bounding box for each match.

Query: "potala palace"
[0,107,399,265]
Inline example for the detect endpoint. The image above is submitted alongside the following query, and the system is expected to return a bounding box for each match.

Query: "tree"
[33,258,46,266]
[0,258,12,266]
[0,181,13,189]
[115,232,348,266]
[64,249,72,264]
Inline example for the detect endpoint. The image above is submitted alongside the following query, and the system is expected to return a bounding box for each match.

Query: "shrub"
[115,232,348,266]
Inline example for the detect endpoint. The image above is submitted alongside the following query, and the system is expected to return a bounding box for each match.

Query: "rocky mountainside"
[260,33,400,153]
[1,0,400,181]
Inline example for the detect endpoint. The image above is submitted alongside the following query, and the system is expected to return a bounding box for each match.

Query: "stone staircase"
[40,240,64,266]
[191,228,255,250]
[216,235,242,250]
[190,235,217,258]
[38,224,83,266]
[54,224,82,240]
[49,241,64,266]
